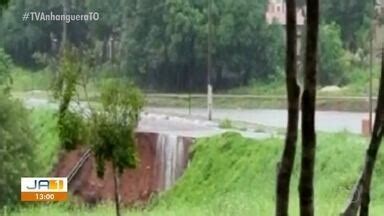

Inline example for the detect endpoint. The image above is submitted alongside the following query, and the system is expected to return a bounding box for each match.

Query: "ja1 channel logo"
[21,177,68,202]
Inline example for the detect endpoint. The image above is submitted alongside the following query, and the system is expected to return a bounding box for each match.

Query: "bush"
[219,119,233,129]
[0,93,36,206]
[90,80,144,177]
[11,68,52,91]
[53,47,88,150]
[319,23,350,86]
[58,110,87,150]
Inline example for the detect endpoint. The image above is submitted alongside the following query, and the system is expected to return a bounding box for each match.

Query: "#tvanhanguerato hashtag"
[22,11,100,23]
[22,12,30,21]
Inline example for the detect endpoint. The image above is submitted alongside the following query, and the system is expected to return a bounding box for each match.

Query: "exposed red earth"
[52,132,193,205]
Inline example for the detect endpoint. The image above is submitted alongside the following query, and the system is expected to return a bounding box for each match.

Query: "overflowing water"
[156,134,188,190]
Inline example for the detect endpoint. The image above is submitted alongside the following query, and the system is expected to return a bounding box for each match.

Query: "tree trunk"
[359,50,384,216]
[113,164,121,216]
[299,0,319,215]
[341,50,384,216]
[275,0,300,215]
[62,0,68,47]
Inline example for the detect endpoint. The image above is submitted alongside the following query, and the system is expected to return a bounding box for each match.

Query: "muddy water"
[156,134,188,190]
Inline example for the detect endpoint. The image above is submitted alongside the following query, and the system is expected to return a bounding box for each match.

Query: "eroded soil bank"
[52,132,193,205]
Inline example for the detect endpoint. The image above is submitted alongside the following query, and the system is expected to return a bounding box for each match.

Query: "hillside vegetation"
[13,132,384,216]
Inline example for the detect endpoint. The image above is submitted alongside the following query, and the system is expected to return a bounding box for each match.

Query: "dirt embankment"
[52,132,193,205]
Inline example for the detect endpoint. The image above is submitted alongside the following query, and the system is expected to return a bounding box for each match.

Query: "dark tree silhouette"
[275,0,300,215]
[299,0,319,215]
[341,50,384,216]
[0,0,9,7]
[0,0,10,14]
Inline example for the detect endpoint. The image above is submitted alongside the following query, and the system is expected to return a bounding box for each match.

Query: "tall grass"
[29,109,60,176]
[152,132,384,215]
[11,68,52,92]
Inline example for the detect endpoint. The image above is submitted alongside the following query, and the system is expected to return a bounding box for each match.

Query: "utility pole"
[369,21,374,135]
[108,34,115,63]
[207,0,213,121]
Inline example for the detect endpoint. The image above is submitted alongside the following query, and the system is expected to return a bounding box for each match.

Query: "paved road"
[22,97,271,139]
[146,107,370,134]
[23,97,369,135]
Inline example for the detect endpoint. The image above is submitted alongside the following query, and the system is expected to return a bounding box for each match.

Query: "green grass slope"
[29,109,60,176]
[13,132,384,216]
[148,132,384,216]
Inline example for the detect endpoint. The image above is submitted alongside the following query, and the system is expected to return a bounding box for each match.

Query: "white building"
[265,0,305,26]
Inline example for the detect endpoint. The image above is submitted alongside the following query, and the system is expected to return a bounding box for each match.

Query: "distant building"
[265,0,305,27]
[376,0,384,14]
[265,0,306,75]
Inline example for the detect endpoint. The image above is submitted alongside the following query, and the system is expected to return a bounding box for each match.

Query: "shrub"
[91,80,144,177]
[0,93,36,206]
[58,110,87,150]
[219,119,233,129]
[90,80,144,216]
[319,23,351,86]
[53,47,88,150]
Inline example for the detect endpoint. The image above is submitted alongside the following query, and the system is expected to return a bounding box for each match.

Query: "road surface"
[145,107,370,134]
[22,97,369,135]
[22,97,271,139]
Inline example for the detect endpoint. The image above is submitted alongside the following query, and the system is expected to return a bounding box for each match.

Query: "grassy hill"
[13,132,384,215]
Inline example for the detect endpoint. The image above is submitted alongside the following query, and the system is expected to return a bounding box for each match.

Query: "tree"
[0,0,9,13]
[90,80,143,216]
[318,23,349,86]
[0,93,37,207]
[0,0,10,87]
[86,0,125,63]
[341,50,384,216]
[321,0,374,51]
[276,0,301,215]
[0,3,37,208]
[0,0,88,67]
[121,0,284,92]
[299,0,319,215]
[1,0,285,91]
[52,47,87,150]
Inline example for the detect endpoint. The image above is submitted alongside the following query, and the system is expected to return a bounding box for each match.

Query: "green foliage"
[58,110,87,150]
[321,0,374,51]
[0,0,9,14]
[0,48,12,92]
[0,102,59,208]
[0,93,36,207]
[0,0,9,6]
[54,48,81,110]
[0,0,88,67]
[152,132,383,215]
[85,0,124,40]
[13,133,384,215]
[219,118,233,129]
[0,0,377,93]
[53,47,87,150]
[319,23,350,86]
[11,67,52,91]
[29,109,60,176]
[90,80,144,177]
[121,0,284,91]
[0,107,59,210]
